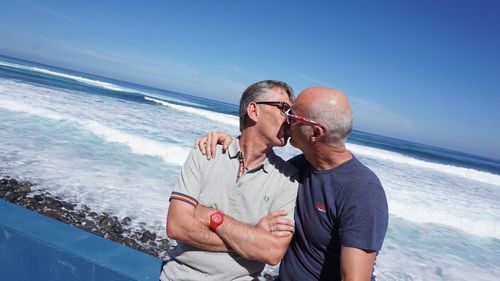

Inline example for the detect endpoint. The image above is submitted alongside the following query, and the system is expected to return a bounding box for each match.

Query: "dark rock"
[7,178,18,186]
[112,223,124,234]
[99,217,115,232]
[61,201,74,210]
[121,217,132,225]
[18,183,31,194]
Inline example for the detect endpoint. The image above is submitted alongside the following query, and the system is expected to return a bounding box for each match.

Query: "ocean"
[0,55,499,280]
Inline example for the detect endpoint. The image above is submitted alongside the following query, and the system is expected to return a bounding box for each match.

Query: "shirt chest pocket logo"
[315,203,327,213]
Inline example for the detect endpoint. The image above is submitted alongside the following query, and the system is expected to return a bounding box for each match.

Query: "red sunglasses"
[285,109,326,131]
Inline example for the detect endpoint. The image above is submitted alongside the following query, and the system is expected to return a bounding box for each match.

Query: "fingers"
[195,136,208,156]
[271,230,293,237]
[272,217,295,227]
[222,137,230,153]
[267,209,289,219]
[195,132,233,159]
[270,222,295,237]
[271,222,295,232]
[208,132,218,159]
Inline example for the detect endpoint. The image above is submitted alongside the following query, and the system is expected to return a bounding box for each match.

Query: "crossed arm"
[166,200,295,265]
[166,200,231,252]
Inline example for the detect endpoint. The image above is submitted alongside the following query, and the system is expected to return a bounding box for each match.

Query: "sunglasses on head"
[285,109,326,131]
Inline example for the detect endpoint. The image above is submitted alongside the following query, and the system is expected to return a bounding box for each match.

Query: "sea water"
[0,55,499,280]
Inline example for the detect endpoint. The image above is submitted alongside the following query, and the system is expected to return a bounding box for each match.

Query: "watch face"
[212,213,222,223]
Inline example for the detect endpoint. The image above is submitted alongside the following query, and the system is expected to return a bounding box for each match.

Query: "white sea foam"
[0,98,189,166]
[83,120,190,166]
[348,143,500,186]
[0,99,65,120]
[0,60,28,70]
[145,96,239,127]
[389,200,500,239]
[31,67,138,93]
[145,93,207,108]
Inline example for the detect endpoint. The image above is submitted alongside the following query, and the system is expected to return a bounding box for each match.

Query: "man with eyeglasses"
[197,87,389,281]
[160,80,300,281]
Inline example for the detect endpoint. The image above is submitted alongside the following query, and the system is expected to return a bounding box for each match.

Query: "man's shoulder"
[344,156,380,182]
[331,156,385,200]
[268,151,300,180]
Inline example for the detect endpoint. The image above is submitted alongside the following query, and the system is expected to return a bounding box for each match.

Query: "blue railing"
[0,200,161,281]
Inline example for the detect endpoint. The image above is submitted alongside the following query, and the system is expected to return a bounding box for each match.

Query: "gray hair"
[239,80,294,131]
[303,98,353,146]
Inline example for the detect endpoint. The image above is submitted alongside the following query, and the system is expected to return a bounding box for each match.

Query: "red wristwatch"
[209,210,225,232]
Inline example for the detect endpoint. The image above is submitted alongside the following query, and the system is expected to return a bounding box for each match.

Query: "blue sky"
[0,0,499,159]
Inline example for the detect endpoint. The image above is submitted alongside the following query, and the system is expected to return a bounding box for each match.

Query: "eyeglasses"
[255,101,292,115]
[285,109,326,131]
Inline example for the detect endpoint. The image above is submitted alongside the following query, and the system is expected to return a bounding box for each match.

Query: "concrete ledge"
[0,200,161,281]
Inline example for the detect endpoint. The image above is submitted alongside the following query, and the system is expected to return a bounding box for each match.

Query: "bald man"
[197,87,389,281]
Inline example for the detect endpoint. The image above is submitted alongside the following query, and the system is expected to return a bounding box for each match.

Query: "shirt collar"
[227,136,276,174]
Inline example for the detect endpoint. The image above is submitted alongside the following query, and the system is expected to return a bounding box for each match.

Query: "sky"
[0,0,499,159]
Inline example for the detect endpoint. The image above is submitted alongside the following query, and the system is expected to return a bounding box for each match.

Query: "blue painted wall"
[0,200,162,281]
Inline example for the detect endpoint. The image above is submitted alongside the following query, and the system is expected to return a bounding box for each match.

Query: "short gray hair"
[239,80,294,131]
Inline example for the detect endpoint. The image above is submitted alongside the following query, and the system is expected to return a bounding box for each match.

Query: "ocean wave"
[0,60,29,70]
[145,94,207,108]
[0,59,142,94]
[145,96,239,127]
[31,67,139,93]
[348,143,500,187]
[83,120,190,166]
[0,98,190,166]
[389,200,500,239]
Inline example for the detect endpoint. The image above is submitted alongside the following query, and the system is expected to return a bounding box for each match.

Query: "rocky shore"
[0,176,171,260]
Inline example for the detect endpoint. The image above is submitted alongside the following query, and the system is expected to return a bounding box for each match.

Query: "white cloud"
[21,1,81,24]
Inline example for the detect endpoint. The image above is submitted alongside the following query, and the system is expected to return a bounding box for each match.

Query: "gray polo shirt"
[161,138,298,281]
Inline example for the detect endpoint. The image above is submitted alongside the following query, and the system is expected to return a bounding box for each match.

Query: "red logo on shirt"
[315,203,326,213]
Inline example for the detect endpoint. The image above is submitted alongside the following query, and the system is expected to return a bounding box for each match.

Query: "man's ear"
[310,126,325,143]
[246,102,259,123]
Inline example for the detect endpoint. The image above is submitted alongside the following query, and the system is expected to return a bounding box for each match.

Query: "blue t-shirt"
[279,154,388,281]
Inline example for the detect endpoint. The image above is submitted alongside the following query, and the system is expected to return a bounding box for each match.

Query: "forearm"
[169,220,231,252]
[215,215,290,265]
[166,201,231,252]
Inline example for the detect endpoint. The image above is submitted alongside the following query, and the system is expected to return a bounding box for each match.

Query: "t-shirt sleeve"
[338,182,388,251]
[169,149,204,207]
[270,178,299,221]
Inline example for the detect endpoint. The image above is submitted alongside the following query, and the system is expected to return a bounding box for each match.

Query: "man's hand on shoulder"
[195,131,233,159]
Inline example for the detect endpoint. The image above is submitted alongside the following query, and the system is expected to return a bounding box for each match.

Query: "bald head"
[294,87,353,146]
